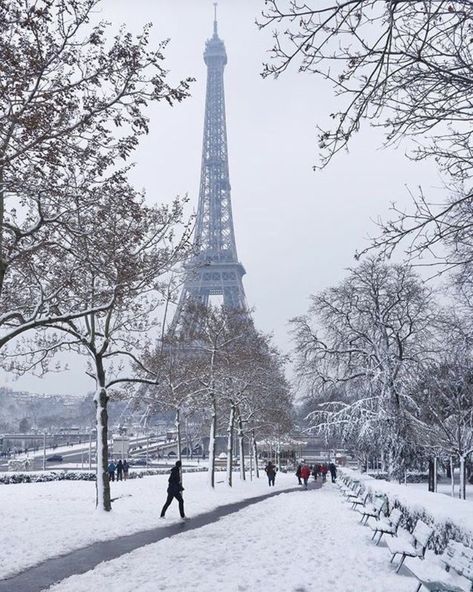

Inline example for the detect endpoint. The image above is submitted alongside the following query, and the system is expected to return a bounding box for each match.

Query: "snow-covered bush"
[0,466,213,485]
[368,471,430,483]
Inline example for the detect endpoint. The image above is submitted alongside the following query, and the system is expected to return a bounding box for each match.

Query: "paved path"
[0,482,321,592]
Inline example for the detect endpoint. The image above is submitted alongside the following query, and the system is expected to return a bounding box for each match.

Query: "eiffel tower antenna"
[170,8,247,334]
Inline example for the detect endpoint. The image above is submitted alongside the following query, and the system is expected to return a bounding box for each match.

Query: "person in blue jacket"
[160,460,187,520]
[108,461,116,482]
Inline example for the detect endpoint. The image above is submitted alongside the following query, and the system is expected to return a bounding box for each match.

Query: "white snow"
[46,482,414,592]
[5,470,473,591]
[0,470,295,579]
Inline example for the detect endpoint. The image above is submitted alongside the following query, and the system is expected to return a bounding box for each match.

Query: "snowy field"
[4,470,473,591]
[1,471,295,579]
[408,480,473,501]
[47,482,414,592]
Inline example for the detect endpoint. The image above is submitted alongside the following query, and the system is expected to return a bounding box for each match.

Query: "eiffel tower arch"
[171,9,247,333]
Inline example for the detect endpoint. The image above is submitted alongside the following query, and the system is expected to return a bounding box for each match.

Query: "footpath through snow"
[0,471,297,579]
[46,481,414,592]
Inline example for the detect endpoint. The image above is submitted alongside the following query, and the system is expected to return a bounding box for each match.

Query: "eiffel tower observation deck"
[171,7,247,332]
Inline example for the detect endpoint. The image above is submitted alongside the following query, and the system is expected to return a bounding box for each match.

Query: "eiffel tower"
[171,7,247,332]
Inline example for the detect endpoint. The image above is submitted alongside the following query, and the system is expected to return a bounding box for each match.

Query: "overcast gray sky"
[4,0,442,396]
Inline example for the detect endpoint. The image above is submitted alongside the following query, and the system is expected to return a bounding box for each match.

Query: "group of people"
[296,461,337,489]
[105,457,338,522]
[107,459,129,481]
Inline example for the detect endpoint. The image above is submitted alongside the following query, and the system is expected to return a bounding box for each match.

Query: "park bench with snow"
[369,508,403,545]
[343,483,362,500]
[386,519,433,572]
[356,494,387,524]
[405,540,473,592]
[350,490,370,510]
[338,476,361,499]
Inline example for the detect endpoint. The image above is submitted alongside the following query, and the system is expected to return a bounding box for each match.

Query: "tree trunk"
[208,398,217,488]
[237,414,246,481]
[249,439,253,481]
[0,166,7,297]
[459,455,466,500]
[450,457,455,498]
[381,452,386,473]
[226,404,235,487]
[252,430,259,478]
[94,385,111,511]
[175,406,182,483]
[428,459,435,492]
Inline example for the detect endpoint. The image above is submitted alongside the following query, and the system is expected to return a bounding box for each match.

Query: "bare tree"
[259,1,473,269]
[183,305,254,488]
[0,0,192,355]
[417,349,473,499]
[15,181,191,511]
[144,335,205,472]
[291,257,436,479]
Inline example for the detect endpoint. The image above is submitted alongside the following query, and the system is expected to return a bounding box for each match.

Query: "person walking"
[312,464,319,481]
[320,464,328,482]
[300,464,311,489]
[265,461,277,486]
[123,459,129,480]
[160,460,187,520]
[107,461,116,482]
[329,462,337,483]
[116,459,124,481]
[295,463,302,485]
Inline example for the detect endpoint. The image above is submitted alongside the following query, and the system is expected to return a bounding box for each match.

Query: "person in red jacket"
[320,464,329,482]
[300,464,311,489]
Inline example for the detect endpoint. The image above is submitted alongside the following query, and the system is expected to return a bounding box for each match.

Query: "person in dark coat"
[123,459,129,480]
[116,459,124,481]
[160,460,187,519]
[108,461,116,482]
[312,464,319,481]
[295,463,302,485]
[329,462,337,483]
[265,461,277,486]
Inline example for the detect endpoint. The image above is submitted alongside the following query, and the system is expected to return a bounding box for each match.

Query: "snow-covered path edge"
[47,482,416,592]
[1,472,297,580]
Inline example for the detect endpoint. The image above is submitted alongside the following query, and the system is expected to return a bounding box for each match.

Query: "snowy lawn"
[47,482,414,592]
[407,481,473,502]
[0,470,295,579]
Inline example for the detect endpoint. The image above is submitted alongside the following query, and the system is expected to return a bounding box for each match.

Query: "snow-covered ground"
[5,470,473,591]
[47,482,414,592]
[408,480,473,501]
[0,470,294,579]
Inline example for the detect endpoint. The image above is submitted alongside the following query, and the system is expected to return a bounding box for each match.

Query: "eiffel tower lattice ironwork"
[171,9,247,332]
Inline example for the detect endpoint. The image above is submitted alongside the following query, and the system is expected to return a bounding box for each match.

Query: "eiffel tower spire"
[171,10,247,332]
